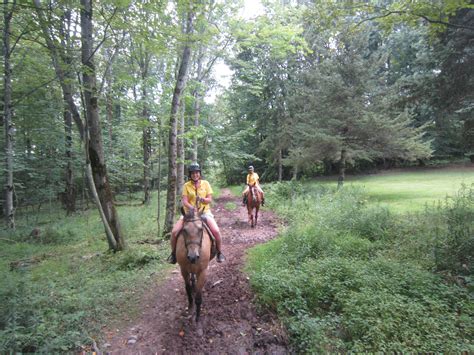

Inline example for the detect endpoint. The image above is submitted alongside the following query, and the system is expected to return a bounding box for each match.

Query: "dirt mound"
[104,189,289,354]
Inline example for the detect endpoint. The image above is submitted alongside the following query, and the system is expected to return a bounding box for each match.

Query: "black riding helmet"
[188,162,201,178]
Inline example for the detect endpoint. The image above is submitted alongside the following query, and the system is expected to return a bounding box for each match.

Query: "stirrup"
[167,252,177,264]
[217,252,226,263]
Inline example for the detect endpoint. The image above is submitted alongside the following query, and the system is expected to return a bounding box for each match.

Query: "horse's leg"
[255,206,259,226]
[181,270,193,310]
[194,269,207,322]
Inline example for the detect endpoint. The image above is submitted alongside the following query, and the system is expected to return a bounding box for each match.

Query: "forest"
[1,0,473,352]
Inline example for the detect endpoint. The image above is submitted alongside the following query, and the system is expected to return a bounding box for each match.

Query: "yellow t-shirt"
[246,172,259,186]
[182,179,213,213]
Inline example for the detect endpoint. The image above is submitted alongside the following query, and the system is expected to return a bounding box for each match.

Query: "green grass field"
[334,167,474,213]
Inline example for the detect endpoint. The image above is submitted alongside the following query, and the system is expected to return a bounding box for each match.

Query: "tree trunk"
[34,1,86,216]
[176,97,185,200]
[163,7,194,238]
[33,0,85,140]
[292,165,298,181]
[338,148,347,189]
[143,125,152,205]
[64,106,76,214]
[157,117,163,237]
[81,0,124,251]
[278,149,283,182]
[2,0,15,229]
[104,49,114,153]
[192,49,204,162]
[140,55,151,205]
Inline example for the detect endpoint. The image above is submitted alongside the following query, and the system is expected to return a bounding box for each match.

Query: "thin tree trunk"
[292,165,298,181]
[64,106,76,214]
[176,97,185,199]
[143,125,152,204]
[278,149,283,182]
[81,0,124,251]
[157,117,163,237]
[163,7,195,238]
[138,50,152,205]
[3,0,15,229]
[104,48,114,153]
[33,0,85,139]
[338,148,347,189]
[192,49,204,162]
[60,10,75,215]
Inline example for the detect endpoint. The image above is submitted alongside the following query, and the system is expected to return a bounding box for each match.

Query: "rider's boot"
[217,250,226,263]
[168,231,178,264]
[242,195,247,206]
[214,229,226,263]
[261,197,265,206]
[167,250,177,264]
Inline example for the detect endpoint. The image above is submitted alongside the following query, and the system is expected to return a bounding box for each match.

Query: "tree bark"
[163,7,194,238]
[157,117,163,237]
[60,9,76,215]
[33,0,85,140]
[81,0,124,251]
[192,49,204,162]
[3,0,15,229]
[338,148,347,189]
[176,97,185,200]
[140,53,152,205]
[63,106,76,214]
[278,149,283,182]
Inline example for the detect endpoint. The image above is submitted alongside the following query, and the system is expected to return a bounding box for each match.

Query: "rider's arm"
[198,194,212,204]
[182,195,195,211]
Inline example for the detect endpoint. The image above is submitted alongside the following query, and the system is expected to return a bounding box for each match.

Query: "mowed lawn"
[333,166,473,213]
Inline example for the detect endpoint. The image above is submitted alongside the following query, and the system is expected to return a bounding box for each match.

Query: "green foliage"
[0,193,169,352]
[246,181,473,352]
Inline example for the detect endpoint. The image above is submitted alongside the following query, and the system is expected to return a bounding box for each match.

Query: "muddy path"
[105,188,289,354]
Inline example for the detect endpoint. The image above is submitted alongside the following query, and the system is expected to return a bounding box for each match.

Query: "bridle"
[183,217,204,249]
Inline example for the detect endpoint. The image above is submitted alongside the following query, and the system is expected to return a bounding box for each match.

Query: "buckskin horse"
[246,184,262,228]
[176,209,215,322]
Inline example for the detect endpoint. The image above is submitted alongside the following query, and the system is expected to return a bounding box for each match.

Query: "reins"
[183,217,203,249]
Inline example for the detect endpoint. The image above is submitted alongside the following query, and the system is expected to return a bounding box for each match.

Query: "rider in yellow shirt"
[242,165,265,206]
[168,163,225,264]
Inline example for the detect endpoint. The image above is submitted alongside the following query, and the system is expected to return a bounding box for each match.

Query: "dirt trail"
[105,189,289,354]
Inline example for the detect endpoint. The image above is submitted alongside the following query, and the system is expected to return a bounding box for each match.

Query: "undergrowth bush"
[246,183,473,352]
[0,197,169,353]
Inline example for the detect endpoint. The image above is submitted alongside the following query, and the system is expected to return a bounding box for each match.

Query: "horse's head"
[182,214,204,264]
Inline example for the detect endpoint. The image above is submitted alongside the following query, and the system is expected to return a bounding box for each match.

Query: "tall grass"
[323,168,474,213]
[246,181,473,352]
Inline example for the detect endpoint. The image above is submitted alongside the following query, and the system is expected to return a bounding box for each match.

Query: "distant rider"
[242,165,265,206]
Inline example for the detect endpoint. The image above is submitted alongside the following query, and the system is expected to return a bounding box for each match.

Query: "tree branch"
[356,9,474,31]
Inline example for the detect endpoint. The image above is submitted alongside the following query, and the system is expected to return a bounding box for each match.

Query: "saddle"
[200,216,217,260]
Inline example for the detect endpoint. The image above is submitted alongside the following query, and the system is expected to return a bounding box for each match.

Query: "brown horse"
[246,184,262,228]
[176,210,214,322]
